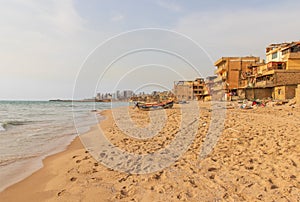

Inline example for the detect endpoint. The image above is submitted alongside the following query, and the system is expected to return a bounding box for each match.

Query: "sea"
[0,100,128,191]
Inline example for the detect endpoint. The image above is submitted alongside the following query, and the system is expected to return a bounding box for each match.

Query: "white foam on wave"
[0,123,5,131]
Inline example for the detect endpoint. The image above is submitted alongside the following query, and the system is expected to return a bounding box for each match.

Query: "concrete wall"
[274,86,286,100]
[286,52,300,70]
[274,85,297,100]
[245,88,273,100]
[174,83,193,101]
[286,85,297,99]
[287,59,300,70]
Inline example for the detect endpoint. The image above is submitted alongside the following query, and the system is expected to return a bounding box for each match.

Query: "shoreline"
[0,109,111,201]
[0,135,85,201]
[0,107,107,193]
[0,133,77,192]
[0,109,110,200]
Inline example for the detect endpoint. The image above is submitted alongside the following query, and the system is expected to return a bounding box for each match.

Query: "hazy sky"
[1,0,300,100]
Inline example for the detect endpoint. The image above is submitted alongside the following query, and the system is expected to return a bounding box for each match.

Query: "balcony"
[215,67,226,74]
[255,80,274,88]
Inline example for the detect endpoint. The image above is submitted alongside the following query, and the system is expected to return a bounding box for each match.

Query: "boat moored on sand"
[135,100,174,111]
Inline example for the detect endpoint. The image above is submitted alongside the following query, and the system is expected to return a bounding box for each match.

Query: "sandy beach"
[0,102,299,201]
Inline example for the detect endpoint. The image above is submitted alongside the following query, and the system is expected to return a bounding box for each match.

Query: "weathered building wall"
[287,59,300,70]
[214,57,260,92]
[227,58,260,89]
[237,89,246,99]
[245,89,254,100]
[174,83,193,101]
[255,88,273,99]
[274,85,297,100]
[275,71,300,85]
[286,85,297,99]
[245,88,273,100]
[274,86,286,100]
[285,52,300,70]
[174,79,207,101]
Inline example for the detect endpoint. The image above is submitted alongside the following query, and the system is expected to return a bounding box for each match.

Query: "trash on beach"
[240,103,253,109]
[240,100,253,109]
[239,99,267,109]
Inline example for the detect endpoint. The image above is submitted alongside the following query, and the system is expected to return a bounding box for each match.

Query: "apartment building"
[212,56,260,100]
[239,41,300,100]
[174,78,206,101]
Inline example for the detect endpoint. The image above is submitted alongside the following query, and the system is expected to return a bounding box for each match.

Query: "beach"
[0,102,299,201]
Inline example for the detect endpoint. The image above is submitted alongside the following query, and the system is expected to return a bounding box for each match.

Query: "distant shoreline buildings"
[96,90,134,101]
[174,41,300,102]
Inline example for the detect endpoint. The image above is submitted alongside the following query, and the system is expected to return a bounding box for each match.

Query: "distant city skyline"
[1,0,300,100]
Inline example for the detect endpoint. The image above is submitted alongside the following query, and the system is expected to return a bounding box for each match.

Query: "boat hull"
[136,101,174,111]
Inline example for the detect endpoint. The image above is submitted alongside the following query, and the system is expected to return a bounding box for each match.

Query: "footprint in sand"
[57,189,66,196]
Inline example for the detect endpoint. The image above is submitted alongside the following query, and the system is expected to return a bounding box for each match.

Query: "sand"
[0,102,299,201]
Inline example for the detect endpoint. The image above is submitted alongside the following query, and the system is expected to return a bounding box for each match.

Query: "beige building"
[174,78,206,101]
[274,85,298,100]
[239,42,300,100]
[213,56,260,100]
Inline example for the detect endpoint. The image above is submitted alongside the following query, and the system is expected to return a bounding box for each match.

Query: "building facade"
[213,56,260,100]
[238,41,300,100]
[174,78,207,101]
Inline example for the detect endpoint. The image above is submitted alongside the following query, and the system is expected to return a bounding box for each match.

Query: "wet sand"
[0,102,299,201]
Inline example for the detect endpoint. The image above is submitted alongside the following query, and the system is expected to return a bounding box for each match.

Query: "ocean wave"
[0,123,5,131]
[0,120,34,131]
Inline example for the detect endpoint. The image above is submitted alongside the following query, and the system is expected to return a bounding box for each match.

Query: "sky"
[0,0,300,100]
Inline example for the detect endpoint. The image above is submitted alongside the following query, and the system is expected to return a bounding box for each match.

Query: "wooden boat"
[135,101,174,111]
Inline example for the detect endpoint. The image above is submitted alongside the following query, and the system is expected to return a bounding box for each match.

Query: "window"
[282,49,289,55]
[272,52,278,59]
[278,89,281,95]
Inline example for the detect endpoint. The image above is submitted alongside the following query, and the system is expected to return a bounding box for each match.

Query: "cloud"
[0,0,95,99]
[174,2,300,62]
[2,0,300,99]
[156,0,182,12]
[1,0,86,35]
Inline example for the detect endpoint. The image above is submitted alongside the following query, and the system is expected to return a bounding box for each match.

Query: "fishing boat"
[135,100,174,111]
